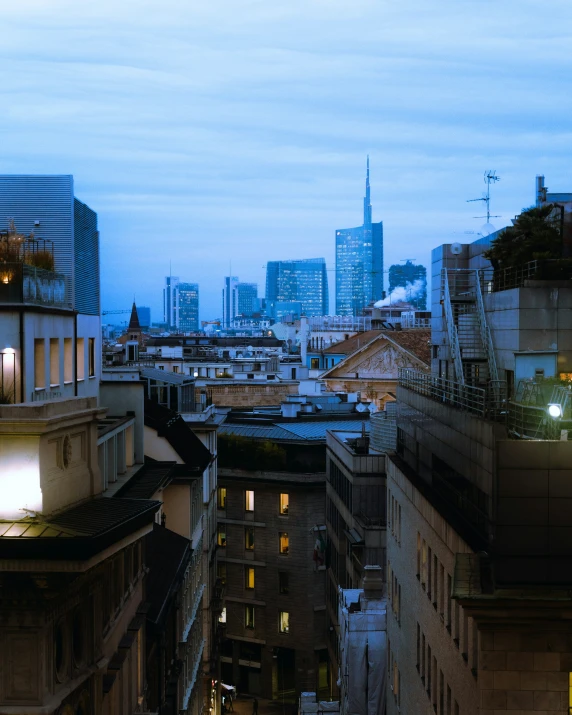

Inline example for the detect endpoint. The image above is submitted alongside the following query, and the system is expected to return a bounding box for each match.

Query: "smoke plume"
[374,279,426,308]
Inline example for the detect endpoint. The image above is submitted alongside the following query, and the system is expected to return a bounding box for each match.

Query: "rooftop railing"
[480,259,572,293]
[398,368,487,417]
[0,263,68,307]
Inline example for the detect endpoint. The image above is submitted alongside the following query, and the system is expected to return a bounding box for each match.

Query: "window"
[218,562,227,585]
[245,605,254,629]
[280,493,289,515]
[50,338,59,386]
[245,490,254,512]
[421,539,428,588]
[446,574,452,631]
[245,527,255,550]
[217,487,227,509]
[279,611,290,634]
[219,607,227,624]
[416,533,421,579]
[172,365,179,373]
[245,566,255,589]
[34,338,45,389]
[64,338,72,383]
[279,532,289,555]
[88,337,95,377]
[279,572,289,594]
[427,547,432,600]
[217,528,227,547]
[76,338,85,380]
[416,623,420,671]
[311,358,319,369]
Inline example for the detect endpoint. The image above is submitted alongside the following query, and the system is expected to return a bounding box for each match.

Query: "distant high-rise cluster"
[335,157,383,316]
[222,276,259,327]
[163,275,199,332]
[388,260,427,309]
[265,257,329,318]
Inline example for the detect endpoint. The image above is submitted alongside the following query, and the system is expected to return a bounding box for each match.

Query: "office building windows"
[49,338,59,386]
[245,567,255,590]
[217,528,226,547]
[64,338,72,383]
[245,605,255,629]
[88,337,95,377]
[279,572,289,594]
[217,487,227,509]
[245,490,254,512]
[279,532,289,555]
[34,339,45,389]
[279,493,289,515]
[279,611,290,634]
[76,338,85,380]
[245,527,255,551]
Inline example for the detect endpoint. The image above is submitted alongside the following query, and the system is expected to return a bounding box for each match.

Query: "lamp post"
[0,346,16,404]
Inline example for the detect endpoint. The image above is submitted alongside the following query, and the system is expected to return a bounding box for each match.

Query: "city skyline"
[2,1,570,321]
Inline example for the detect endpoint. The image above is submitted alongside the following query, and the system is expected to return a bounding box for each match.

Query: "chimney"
[300,314,308,365]
[362,565,384,599]
[536,175,546,207]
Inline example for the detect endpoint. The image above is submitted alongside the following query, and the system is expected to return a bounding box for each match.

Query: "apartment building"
[386,199,572,715]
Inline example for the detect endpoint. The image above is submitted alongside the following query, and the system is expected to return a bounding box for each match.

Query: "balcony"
[0,263,68,308]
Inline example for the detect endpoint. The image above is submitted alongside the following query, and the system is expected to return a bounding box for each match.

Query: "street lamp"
[548,403,563,419]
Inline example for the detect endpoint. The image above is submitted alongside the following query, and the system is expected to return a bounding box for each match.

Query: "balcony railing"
[480,259,572,293]
[399,368,487,416]
[0,263,68,307]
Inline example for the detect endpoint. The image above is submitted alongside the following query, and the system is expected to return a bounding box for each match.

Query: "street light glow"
[548,403,562,418]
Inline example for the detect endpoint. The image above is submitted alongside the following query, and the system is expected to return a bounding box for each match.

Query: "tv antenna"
[467,170,500,225]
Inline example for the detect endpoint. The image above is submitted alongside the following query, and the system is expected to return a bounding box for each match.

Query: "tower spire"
[363,155,372,227]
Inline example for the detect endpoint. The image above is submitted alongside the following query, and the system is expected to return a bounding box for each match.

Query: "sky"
[1,0,571,322]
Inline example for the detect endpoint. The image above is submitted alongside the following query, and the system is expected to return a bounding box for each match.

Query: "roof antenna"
[467,170,501,235]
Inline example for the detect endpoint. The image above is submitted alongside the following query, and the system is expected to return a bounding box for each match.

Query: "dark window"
[279,572,289,594]
[245,527,255,550]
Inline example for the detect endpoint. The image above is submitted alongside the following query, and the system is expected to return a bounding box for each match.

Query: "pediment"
[324,340,423,380]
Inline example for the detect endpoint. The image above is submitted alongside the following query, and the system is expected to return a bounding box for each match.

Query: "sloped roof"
[219,419,370,442]
[145,523,191,625]
[322,331,384,355]
[0,497,161,559]
[219,424,298,441]
[114,461,177,500]
[384,330,431,366]
[144,398,213,472]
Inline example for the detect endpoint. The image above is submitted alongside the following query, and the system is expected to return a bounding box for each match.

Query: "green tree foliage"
[218,434,287,471]
[483,204,562,270]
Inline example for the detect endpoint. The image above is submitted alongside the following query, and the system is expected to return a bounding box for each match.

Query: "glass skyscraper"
[265,258,328,317]
[222,277,258,327]
[388,260,427,309]
[178,282,199,332]
[335,158,383,315]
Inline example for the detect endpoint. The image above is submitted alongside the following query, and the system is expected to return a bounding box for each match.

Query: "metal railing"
[399,368,486,416]
[480,259,572,292]
[0,263,67,307]
[441,273,465,384]
[475,272,499,384]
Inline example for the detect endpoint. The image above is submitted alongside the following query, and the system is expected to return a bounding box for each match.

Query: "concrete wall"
[100,379,145,464]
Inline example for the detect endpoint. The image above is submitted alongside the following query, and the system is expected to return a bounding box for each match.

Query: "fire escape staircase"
[442,269,499,394]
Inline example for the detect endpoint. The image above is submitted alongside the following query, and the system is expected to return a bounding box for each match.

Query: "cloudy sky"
[1,0,571,321]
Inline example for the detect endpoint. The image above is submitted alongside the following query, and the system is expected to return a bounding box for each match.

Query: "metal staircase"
[441,269,499,391]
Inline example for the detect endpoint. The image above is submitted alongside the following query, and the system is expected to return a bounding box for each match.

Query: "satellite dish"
[450,242,463,255]
[481,223,496,236]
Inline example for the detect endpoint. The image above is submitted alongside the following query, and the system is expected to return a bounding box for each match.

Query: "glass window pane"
[245,490,254,511]
[245,566,255,589]
[217,487,227,509]
[279,611,289,633]
[279,532,289,554]
[245,527,255,550]
[280,493,289,515]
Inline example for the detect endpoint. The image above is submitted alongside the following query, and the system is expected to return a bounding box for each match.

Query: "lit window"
[76,338,84,381]
[217,529,226,548]
[88,337,95,377]
[34,338,45,389]
[245,490,254,512]
[279,532,289,555]
[219,607,227,624]
[217,487,227,510]
[280,493,289,515]
[245,605,255,629]
[279,611,290,634]
[245,527,255,551]
[245,566,255,589]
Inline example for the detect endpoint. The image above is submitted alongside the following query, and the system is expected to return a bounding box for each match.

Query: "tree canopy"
[484,204,562,271]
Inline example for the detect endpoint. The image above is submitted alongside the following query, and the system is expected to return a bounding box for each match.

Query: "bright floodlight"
[548,404,562,418]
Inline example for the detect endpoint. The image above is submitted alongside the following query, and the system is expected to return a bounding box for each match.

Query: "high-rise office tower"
[222,277,258,327]
[388,260,427,309]
[265,258,328,317]
[178,282,199,332]
[335,158,383,315]
[163,275,179,328]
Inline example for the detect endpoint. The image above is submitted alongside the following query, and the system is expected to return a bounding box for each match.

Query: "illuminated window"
[245,566,255,589]
[88,337,96,377]
[245,490,254,512]
[245,527,254,551]
[64,338,72,383]
[34,339,45,389]
[217,487,227,510]
[245,605,255,629]
[280,493,289,515]
[217,528,226,547]
[279,611,290,633]
[49,338,59,386]
[279,532,289,555]
[76,338,85,380]
[219,607,227,624]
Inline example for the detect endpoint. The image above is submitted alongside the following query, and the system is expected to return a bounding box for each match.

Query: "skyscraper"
[335,158,383,315]
[265,258,328,317]
[163,275,179,328]
[178,282,199,332]
[136,305,151,329]
[388,260,427,309]
[222,277,258,327]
